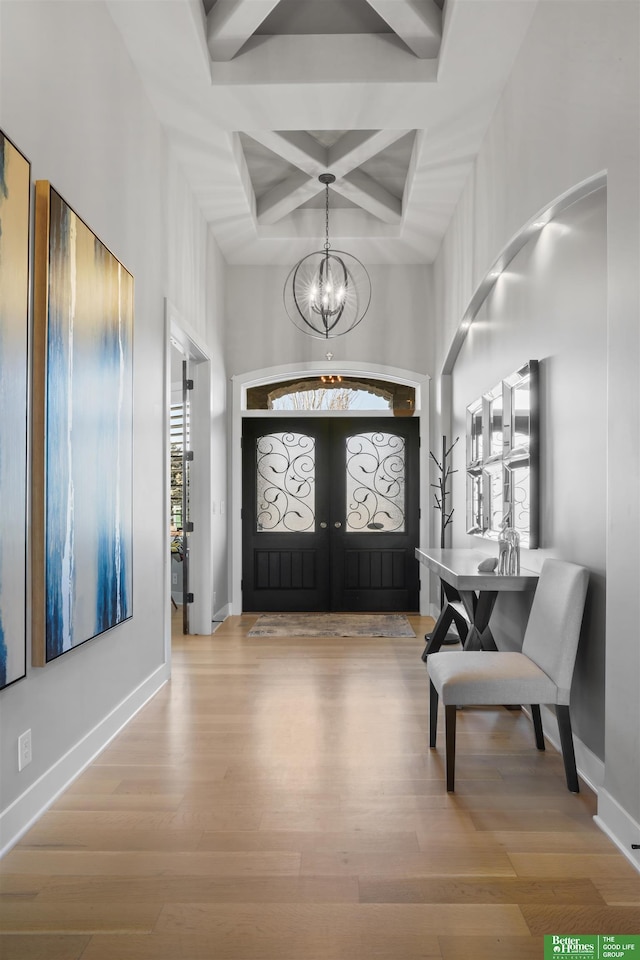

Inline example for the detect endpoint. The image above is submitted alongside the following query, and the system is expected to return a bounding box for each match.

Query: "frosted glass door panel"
[345,432,405,533]
[256,432,316,532]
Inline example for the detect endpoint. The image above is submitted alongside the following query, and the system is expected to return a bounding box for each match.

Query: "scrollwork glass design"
[256,432,315,533]
[345,432,405,533]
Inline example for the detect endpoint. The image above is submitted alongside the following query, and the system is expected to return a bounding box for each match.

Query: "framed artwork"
[33,182,134,665]
[0,131,30,690]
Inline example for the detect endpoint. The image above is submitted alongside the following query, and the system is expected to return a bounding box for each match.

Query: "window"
[246,376,415,414]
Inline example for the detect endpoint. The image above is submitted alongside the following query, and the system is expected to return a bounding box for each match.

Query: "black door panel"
[242,417,419,612]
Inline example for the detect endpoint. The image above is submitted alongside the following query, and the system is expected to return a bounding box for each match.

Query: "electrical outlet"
[18,729,32,771]
[172,572,178,585]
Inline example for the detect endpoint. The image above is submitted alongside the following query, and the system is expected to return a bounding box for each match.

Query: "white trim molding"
[0,665,169,858]
[166,299,215,636]
[442,172,608,375]
[230,361,431,615]
[595,789,640,875]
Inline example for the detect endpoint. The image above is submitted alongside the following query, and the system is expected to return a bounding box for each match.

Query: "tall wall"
[225,263,434,379]
[167,152,229,627]
[433,1,640,859]
[450,188,607,758]
[207,232,229,617]
[0,0,227,852]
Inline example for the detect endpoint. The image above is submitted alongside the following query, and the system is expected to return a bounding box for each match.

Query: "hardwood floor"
[1,613,639,959]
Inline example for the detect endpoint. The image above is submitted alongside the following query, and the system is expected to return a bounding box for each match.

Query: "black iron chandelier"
[283,173,371,339]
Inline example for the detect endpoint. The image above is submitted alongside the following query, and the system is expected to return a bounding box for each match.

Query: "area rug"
[247,613,416,638]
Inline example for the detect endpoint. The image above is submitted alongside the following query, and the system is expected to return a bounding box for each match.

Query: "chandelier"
[284,173,371,339]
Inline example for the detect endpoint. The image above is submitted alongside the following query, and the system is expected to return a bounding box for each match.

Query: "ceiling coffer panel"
[241,129,415,225]
[205,0,443,62]
[106,0,539,265]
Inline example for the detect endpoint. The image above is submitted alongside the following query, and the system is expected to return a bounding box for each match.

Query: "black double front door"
[242,417,420,612]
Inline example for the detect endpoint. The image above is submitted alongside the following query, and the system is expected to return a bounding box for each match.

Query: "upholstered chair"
[427,559,589,792]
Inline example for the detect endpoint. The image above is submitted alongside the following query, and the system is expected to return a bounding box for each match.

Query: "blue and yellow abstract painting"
[35,183,133,663]
[0,131,29,690]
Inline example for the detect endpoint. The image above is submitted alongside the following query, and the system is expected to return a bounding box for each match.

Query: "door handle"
[334,521,342,528]
[320,521,327,529]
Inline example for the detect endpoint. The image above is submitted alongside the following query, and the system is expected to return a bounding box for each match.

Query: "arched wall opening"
[436,176,608,790]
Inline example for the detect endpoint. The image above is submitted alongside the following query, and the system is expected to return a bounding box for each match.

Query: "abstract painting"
[33,182,133,665]
[0,131,30,689]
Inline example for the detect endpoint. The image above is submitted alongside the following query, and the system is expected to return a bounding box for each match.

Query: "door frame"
[165,300,214,638]
[230,362,431,615]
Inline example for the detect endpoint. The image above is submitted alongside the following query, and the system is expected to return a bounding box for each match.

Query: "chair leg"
[531,704,545,750]
[429,681,439,747]
[445,704,457,792]
[557,704,579,793]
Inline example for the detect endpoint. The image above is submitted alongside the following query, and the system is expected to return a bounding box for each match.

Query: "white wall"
[0,0,227,852]
[225,262,434,618]
[451,188,607,759]
[433,1,640,858]
[207,231,229,618]
[166,152,229,631]
[225,263,434,378]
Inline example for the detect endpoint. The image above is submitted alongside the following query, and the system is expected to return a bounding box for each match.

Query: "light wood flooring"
[1,613,639,959]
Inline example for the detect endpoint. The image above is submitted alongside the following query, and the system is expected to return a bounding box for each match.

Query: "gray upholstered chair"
[427,558,589,793]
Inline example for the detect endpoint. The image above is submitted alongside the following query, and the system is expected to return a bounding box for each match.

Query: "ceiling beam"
[332,169,402,223]
[209,33,438,84]
[328,129,412,177]
[207,0,280,62]
[249,129,412,225]
[244,130,328,175]
[257,171,324,224]
[363,0,442,59]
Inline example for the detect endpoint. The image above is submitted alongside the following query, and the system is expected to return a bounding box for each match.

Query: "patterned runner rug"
[247,613,416,638]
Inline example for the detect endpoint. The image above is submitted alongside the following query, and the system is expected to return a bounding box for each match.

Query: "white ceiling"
[107,0,537,266]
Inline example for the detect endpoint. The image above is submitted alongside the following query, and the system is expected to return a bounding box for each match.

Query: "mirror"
[465,361,538,547]
[486,383,504,459]
[466,400,483,466]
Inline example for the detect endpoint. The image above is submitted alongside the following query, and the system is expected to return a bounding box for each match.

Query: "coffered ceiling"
[107,0,537,266]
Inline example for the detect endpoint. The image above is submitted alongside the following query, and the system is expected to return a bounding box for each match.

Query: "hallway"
[1,616,638,958]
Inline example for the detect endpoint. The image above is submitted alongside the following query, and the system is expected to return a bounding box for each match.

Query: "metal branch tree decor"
[429,436,461,643]
[430,436,459,548]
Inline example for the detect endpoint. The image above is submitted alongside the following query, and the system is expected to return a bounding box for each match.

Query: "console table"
[415,547,539,660]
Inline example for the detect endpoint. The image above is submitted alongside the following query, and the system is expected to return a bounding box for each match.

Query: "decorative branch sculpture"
[430,435,459,548]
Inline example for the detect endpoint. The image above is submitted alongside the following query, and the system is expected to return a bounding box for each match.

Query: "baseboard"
[0,663,170,858]
[541,703,640,874]
[595,788,640,874]
[212,603,231,625]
